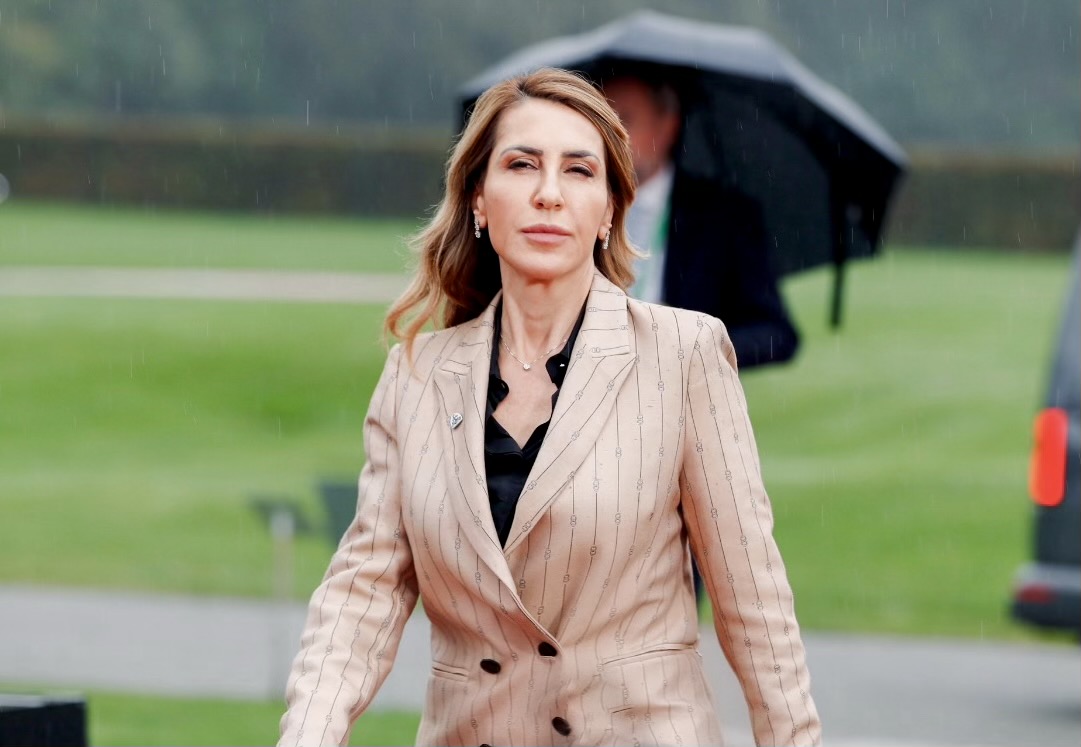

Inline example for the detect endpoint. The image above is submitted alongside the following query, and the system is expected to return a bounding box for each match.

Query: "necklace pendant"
[522,363,532,371]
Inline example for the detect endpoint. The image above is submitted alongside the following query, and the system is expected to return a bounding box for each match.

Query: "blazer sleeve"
[679,317,822,746]
[279,344,420,747]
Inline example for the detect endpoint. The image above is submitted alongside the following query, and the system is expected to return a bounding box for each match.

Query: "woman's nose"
[533,168,564,209]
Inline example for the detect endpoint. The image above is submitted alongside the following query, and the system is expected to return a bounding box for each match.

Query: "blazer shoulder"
[397,324,465,372]
[628,298,725,335]
[628,300,738,371]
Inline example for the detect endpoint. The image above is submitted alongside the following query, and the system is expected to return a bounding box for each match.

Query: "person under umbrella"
[601,67,800,369]
[601,67,802,611]
[458,11,908,329]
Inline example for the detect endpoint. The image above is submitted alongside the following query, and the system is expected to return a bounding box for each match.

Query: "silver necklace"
[499,329,569,371]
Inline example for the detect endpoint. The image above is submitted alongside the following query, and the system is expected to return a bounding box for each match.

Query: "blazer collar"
[502,273,636,553]
[431,295,505,583]
[433,272,636,574]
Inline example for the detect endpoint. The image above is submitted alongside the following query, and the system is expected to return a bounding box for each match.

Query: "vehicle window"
[1047,238,1080,412]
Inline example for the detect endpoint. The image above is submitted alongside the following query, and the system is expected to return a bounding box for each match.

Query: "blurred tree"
[0,0,1076,150]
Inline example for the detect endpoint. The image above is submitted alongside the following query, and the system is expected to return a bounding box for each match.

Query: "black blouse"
[485,301,586,546]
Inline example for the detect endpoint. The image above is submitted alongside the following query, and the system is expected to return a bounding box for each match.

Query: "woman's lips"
[522,225,572,244]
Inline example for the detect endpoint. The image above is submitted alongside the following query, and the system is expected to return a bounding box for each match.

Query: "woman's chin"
[500,256,592,287]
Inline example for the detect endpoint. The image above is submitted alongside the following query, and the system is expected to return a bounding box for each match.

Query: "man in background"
[603,71,801,609]
[602,72,800,369]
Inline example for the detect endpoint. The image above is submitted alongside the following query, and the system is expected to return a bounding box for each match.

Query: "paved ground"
[2,584,1078,747]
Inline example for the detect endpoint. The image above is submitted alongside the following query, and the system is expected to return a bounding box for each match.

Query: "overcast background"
[1,0,1077,152]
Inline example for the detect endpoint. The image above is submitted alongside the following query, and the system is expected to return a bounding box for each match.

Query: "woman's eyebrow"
[500,145,542,157]
[563,149,600,160]
[499,145,600,161]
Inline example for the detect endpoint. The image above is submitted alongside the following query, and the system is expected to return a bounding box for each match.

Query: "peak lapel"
[431,297,519,593]
[503,275,636,554]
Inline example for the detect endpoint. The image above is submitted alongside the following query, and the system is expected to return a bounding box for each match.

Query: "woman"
[279,68,821,747]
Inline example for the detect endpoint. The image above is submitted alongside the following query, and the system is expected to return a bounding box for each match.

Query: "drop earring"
[474,216,481,239]
[602,232,610,251]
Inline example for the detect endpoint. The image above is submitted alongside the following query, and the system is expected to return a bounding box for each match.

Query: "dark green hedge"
[887,149,1079,250]
[1,117,1077,250]
[0,117,451,218]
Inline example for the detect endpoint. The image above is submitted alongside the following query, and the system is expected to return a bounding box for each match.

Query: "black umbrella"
[459,10,908,327]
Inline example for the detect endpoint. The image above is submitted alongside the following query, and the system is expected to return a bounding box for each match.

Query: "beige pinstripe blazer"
[279,272,821,747]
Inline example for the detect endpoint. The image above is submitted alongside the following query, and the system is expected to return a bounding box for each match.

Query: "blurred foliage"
[0,116,450,217]
[1,123,1077,248]
[0,0,1077,150]
[887,149,1080,250]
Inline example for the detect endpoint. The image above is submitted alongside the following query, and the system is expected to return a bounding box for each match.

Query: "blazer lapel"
[503,274,636,554]
[431,296,521,594]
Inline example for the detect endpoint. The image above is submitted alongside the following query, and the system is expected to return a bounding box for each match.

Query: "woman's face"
[474,97,614,289]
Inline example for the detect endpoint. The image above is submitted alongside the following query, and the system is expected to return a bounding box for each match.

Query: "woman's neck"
[498,266,593,359]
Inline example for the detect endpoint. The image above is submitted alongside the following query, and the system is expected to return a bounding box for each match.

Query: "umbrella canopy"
[459,10,908,326]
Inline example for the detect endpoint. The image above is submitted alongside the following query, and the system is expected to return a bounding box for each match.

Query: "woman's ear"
[473,192,487,229]
[599,198,614,240]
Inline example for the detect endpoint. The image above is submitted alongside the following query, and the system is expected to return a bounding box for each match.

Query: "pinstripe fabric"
[279,272,821,747]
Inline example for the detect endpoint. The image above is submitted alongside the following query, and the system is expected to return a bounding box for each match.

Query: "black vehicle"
[1010,233,1080,632]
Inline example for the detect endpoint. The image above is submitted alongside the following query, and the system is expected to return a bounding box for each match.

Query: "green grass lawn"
[0,298,386,598]
[88,695,420,747]
[0,200,418,272]
[0,687,421,746]
[740,248,1071,641]
[0,202,1073,643]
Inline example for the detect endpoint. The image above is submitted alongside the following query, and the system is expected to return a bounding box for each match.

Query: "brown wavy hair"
[385,67,638,358]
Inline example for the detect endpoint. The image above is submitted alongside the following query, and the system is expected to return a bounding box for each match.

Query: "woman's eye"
[569,165,594,177]
[509,159,535,170]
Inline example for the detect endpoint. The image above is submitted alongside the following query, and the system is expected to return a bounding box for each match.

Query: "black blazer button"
[479,658,501,674]
[552,716,572,736]
[538,641,558,657]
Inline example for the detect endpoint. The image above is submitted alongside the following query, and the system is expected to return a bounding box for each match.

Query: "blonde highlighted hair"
[385,67,638,357]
